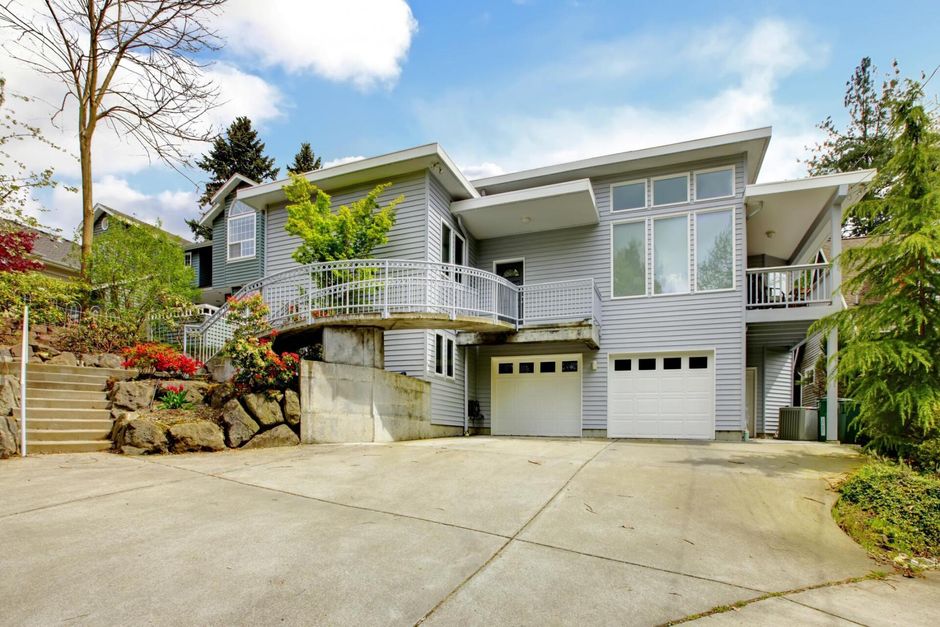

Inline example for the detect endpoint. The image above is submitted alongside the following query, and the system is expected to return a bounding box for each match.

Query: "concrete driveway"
[1,438,934,625]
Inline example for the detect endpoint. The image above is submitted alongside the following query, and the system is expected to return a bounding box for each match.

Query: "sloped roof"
[93,204,192,246]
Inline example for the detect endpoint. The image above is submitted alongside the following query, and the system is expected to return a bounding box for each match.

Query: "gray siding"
[211,195,265,291]
[800,333,825,407]
[263,172,431,383]
[188,250,200,287]
[761,348,792,434]
[473,156,748,433]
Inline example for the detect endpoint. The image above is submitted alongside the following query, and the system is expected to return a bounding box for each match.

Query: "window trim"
[100,216,109,231]
[609,217,649,300]
[493,257,525,285]
[226,206,256,262]
[693,165,736,202]
[651,172,690,207]
[650,212,691,297]
[692,207,736,293]
[430,331,456,380]
[802,367,816,384]
[438,218,466,266]
[184,252,192,267]
[609,178,648,212]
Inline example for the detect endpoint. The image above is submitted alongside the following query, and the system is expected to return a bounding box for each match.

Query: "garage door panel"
[608,353,714,440]
[492,355,581,437]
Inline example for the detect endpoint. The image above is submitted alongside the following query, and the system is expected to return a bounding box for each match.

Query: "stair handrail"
[19,303,28,457]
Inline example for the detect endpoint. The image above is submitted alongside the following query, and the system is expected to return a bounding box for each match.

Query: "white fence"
[183,259,600,364]
[746,263,832,309]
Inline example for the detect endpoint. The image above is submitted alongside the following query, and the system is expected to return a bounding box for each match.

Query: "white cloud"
[322,156,366,168]
[416,18,825,183]
[460,162,506,180]
[47,176,199,240]
[219,0,418,90]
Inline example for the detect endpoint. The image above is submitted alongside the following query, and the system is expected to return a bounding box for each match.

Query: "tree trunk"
[79,132,94,278]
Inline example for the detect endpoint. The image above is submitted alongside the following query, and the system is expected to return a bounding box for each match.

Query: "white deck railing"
[183,259,599,364]
[746,263,832,309]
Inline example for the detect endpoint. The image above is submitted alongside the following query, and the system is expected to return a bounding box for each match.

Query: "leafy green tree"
[283,174,401,265]
[805,58,901,235]
[196,116,279,205]
[287,142,322,174]
[811,80,940,454]
[88,220,198,329]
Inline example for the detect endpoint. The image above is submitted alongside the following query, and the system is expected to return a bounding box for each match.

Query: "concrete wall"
[300,360,462,443]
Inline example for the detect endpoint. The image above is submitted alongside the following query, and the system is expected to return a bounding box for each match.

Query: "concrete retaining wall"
[300,360,462,443]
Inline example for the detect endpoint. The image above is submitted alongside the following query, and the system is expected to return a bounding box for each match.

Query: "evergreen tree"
[287,142,322,174]
[805,58,901,236]
[811,80,940,454]
[197,117,279,205]
[184,218,214,242]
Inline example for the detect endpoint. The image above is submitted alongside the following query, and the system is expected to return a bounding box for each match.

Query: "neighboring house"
[1,219,80,280]
[191,129,873,441]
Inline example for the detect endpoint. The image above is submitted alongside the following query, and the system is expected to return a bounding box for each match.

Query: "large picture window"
[611,180,646,212]
[695,209,734,290]
[652,174,689,206]
[612,221,646,297]
[653,215,689,294]
[227,203,256,261]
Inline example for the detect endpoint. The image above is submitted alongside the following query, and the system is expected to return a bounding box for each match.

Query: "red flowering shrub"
[225,336,300,392]
[0,229,44,273]
[122,343,203,378]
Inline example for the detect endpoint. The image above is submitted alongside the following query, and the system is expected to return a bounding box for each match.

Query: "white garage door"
[608,352,714,439]
[491,354,582,436]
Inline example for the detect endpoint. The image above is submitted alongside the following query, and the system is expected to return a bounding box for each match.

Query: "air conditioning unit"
[778,407,819,441]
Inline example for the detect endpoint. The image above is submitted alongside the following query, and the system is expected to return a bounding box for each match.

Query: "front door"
[494,259,524,286]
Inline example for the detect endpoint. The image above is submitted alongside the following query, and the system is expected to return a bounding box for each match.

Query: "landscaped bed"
[834,458,940,574]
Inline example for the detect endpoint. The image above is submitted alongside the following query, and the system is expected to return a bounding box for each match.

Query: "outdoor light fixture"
[765,230,776,239]
[521,216,532,224]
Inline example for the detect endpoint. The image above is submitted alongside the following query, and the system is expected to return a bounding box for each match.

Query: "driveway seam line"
[413,439,616,625]
[125,455,514,541]
[780,596,869,626]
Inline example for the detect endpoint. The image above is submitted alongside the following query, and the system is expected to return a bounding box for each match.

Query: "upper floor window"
[695,209,734,291]
[611,220,646,298]
[611,180,646,212]
[694,167,735,201]
[184,252,192,267]
[440,220,466,282]
[653,215,689,294]
[227,203,256,261]
[100,216,109,231]
[652,174,689,206]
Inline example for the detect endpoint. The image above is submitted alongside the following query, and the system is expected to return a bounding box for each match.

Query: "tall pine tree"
[287,142,322,174]
[805,58,901,235]
[811,80,940,454]
[197,117,279,205]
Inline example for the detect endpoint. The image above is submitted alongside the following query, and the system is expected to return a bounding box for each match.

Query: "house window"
[612,220,646,298]
[802,367,815,384]
[184,252,192,267]
[433,333,455,378]
[100,216,109,231]
[611,180,646,212]
[653,215,689,294]
[441,223,452,265]
[227,203,256,260]
[652,174,689,206]
[694,167,734,200]
[696,209,734,291]
[440,220,466,281]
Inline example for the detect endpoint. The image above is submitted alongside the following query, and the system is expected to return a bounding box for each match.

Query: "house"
[1,219,80,280]
[189,128,873,441]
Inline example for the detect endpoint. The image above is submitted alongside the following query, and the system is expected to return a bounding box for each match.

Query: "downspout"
[463,345,469,436]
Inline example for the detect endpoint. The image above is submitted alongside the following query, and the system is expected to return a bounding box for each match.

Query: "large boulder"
[111,380,156,411]
[0,375,19,417]
[282,389,301,428]
[0,415,18,458]
[168,421,226,453]
[242,424,300,449]
[97,353,124,369]
[113,415,169,455]
[243,391,284,428]
[81,353,100,368]
[206,382,237,409]
[220,399,259,447]
[47,351,78,366]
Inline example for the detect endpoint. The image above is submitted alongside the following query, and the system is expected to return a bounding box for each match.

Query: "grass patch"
[833,460,940,570]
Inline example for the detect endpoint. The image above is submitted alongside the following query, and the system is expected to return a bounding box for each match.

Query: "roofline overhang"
[744,169,876,199]
[472,127,773,194]
[236,143,479,212]
[198,173,260,226]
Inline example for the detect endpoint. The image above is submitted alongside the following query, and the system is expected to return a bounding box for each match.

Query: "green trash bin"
[817,398,829,442]
[818,398,860,444]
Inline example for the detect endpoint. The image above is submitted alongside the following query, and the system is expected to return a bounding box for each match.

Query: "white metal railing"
[148,304,220,347]
[183,259,600,364]
[520,279,601,326]
[746,263,832,309]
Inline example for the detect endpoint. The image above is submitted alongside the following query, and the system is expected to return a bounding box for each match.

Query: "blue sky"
[8,0,939,238]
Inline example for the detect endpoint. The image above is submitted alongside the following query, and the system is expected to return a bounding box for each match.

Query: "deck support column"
[825,192,843,441]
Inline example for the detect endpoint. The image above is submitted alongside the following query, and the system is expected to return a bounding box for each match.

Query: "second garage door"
[491,354,582,436]
[608,352,715,439]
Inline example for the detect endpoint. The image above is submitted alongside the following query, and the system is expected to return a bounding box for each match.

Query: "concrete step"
[26,428,111,442]
[26,388,109,401]
[17,407,112,421]
[26,440,112,454]
[11,361,134,379]
[21,417,113,431]
[26,379,107,392]
[24,372,114,386]
[21,397,110,410]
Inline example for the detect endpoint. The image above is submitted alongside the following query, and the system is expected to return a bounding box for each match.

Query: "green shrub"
[0,271,88,324]
[835,461,940,561]
[910,439,940,475]
[58,314,144,354]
